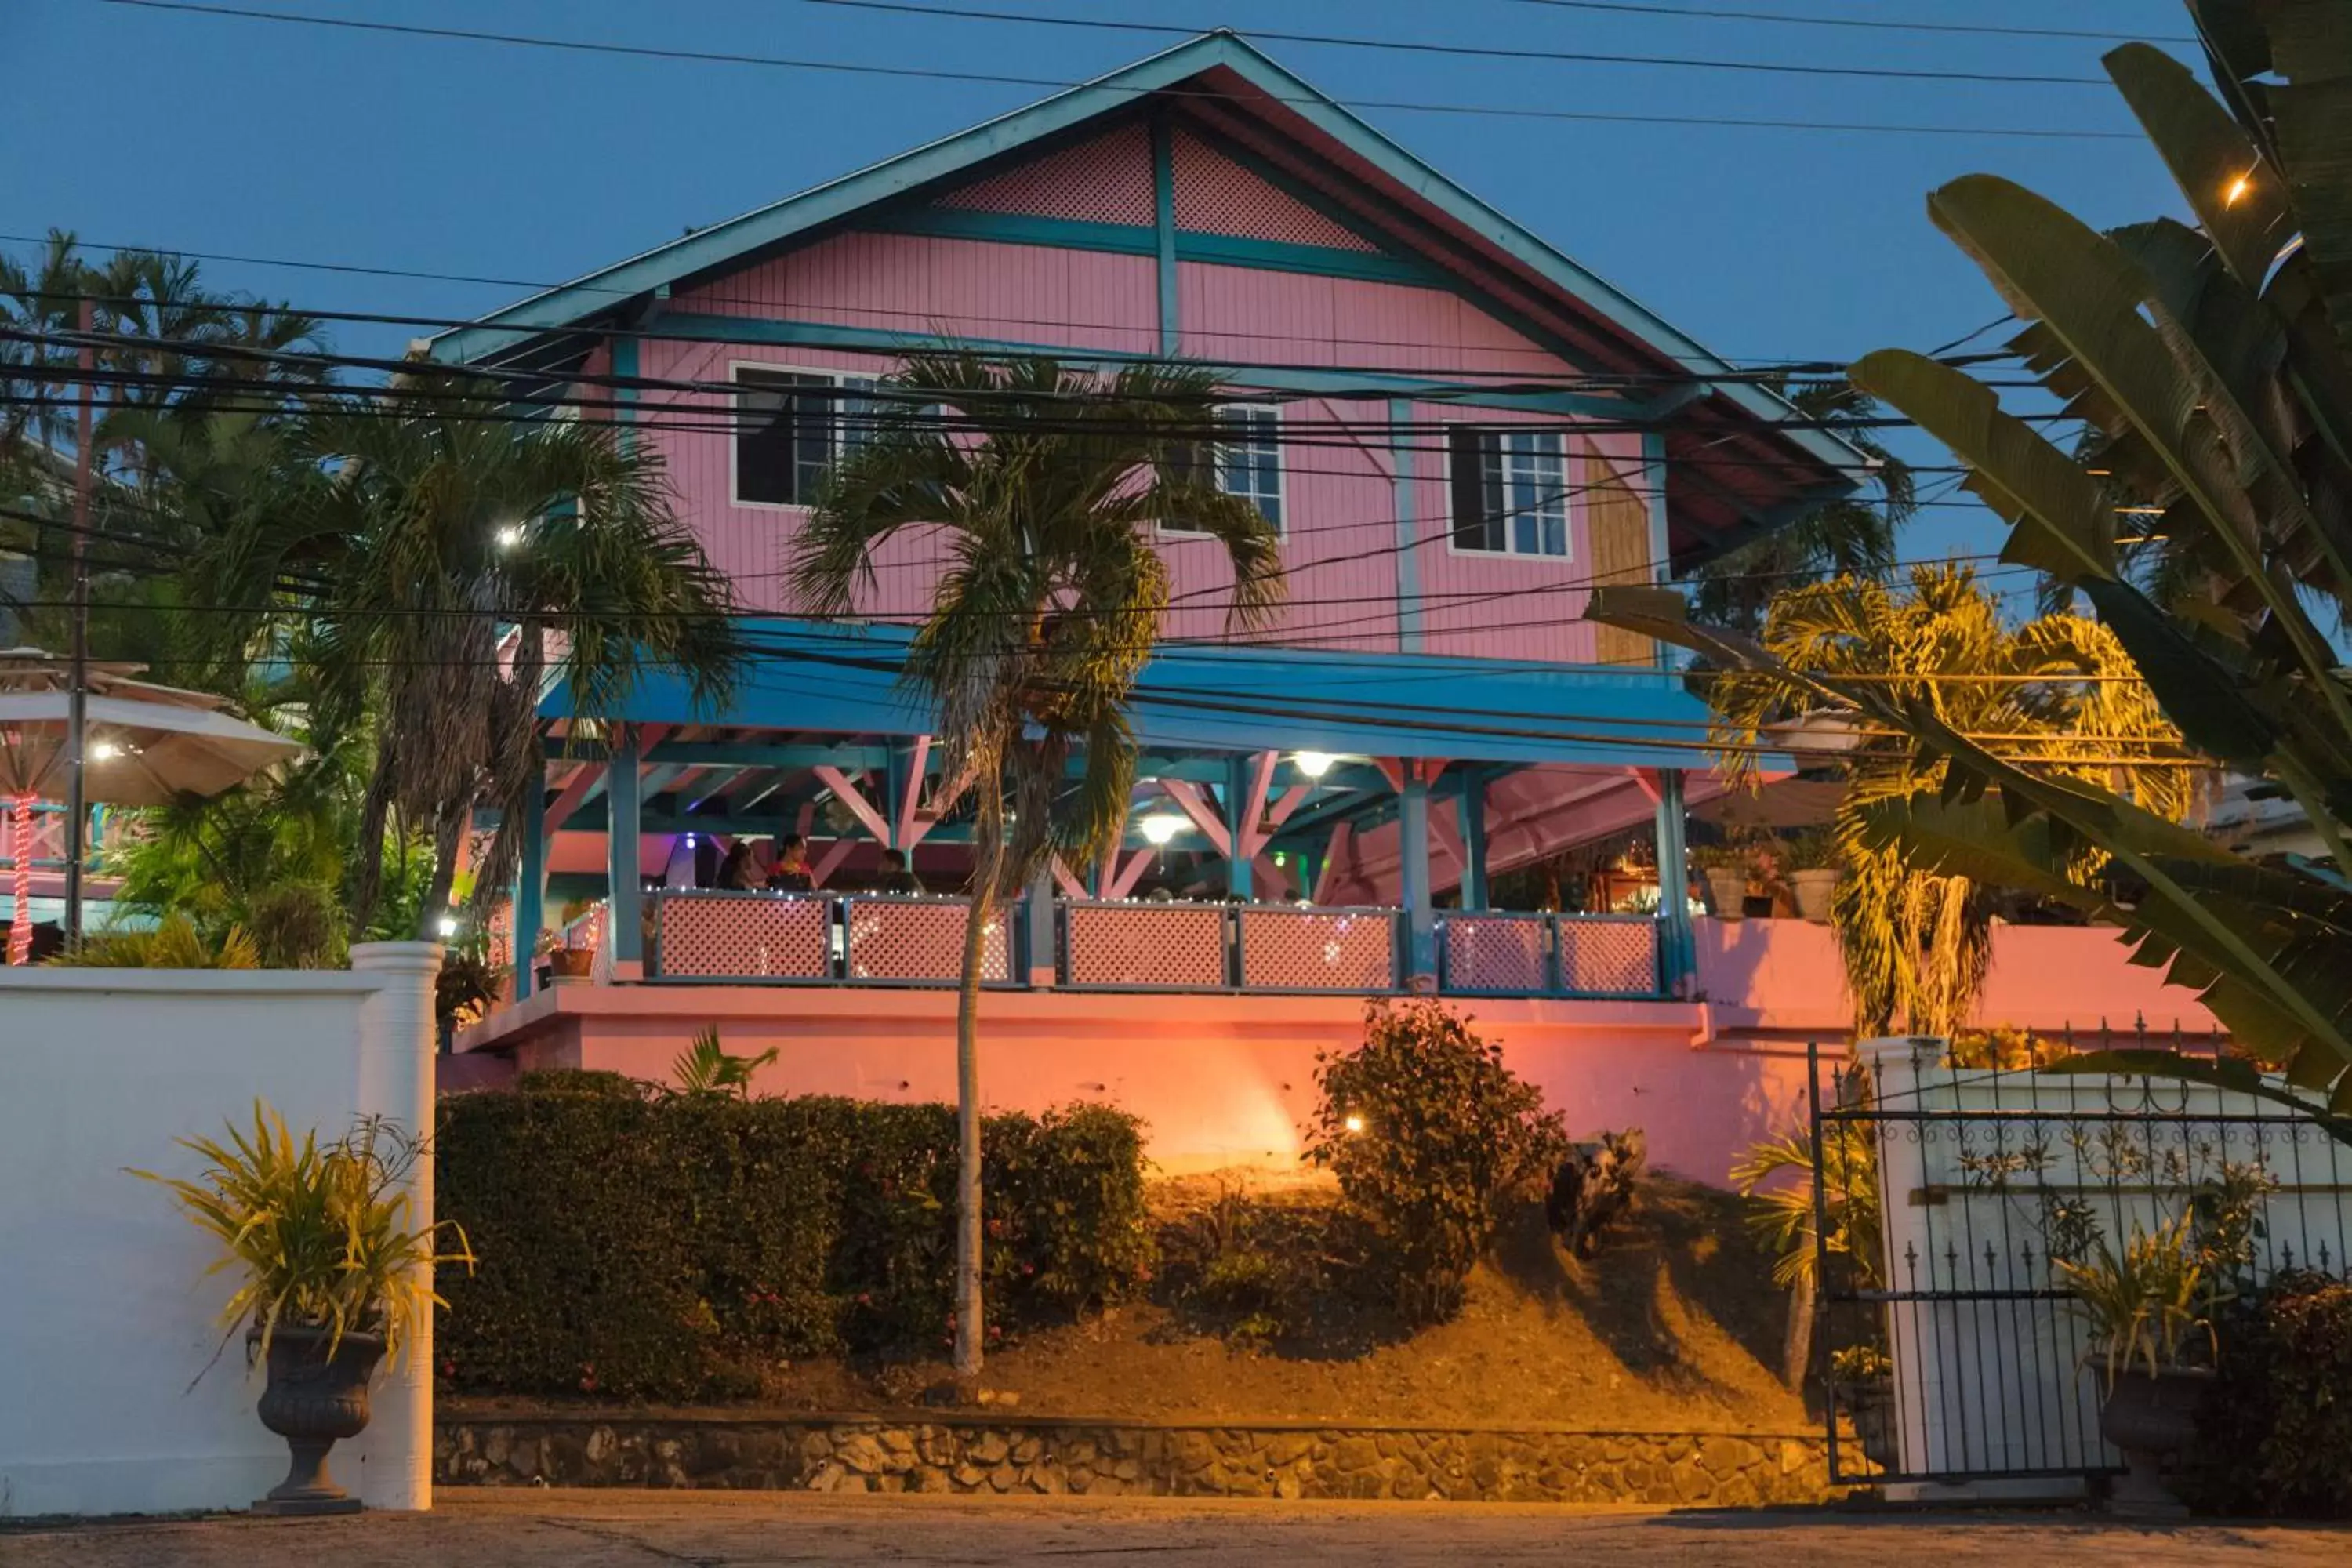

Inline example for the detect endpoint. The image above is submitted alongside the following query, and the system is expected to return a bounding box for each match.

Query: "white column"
[350,940,443,1511]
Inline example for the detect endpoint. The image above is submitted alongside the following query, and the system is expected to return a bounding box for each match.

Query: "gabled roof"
[429,31,1864,554]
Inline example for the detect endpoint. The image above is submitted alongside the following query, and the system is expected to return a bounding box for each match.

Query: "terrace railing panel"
[1237,906,1399,993]
[653,891,833,980]
[1441,913,1551,994]
[1555,916,1661,997]
[842,895,1014,986]
[1062,901,1229,989]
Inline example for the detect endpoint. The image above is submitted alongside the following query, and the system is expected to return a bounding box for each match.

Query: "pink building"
[433,34,2216,1181]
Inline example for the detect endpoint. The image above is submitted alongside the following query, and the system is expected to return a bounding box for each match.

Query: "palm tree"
[1686,379,1916,636]
[1702,564,2196,1037]
[191,366,746,938]
[794,352,1284,1382]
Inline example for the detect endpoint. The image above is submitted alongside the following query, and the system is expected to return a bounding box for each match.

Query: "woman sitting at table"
[715,839,764,891]
[767,833,815,892]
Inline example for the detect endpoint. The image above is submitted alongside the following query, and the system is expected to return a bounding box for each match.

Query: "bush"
[434,1074,1151,1401]
[2183,1271,2352,1518]
[1305,999,1567,1324]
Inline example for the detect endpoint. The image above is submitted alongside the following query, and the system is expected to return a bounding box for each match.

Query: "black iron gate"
[1806,1033,2351,1490]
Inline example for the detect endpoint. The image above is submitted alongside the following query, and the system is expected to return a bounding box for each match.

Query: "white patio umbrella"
[1,649,303,959]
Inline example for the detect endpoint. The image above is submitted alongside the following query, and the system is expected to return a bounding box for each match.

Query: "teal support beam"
[1457,771,1489,913]
[608,726,644,969]
[1026,869,1057,987]
[1400,768,1435,985]
[612,333,639,457]
[1390,396,1423,652]
[1151,110,1179,354]
[1653,767,1694,996]
[514,779,547,999]
[1641,430,1675,670]
[1225,753,1254,899]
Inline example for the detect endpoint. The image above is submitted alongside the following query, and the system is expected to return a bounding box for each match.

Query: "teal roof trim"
[543,618,1777,774]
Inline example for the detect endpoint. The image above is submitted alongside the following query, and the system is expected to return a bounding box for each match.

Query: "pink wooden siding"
[648,219,1639,659]
[1171,130,1375,252]
[935,122,1155,226]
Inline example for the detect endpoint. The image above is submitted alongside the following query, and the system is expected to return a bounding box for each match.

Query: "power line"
[1499,0,2195,45]
[784,0,2114,85]
[85,0,2144,140]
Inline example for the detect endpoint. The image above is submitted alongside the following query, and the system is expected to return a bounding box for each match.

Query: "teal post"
[612,335,639,456]
[1027,869,1057,988]
[1653,768,1693,997]
[1225,753,1254,899]
[1457,771,1489,913]
[1400,768,1435,986]
[608,725,643,971]
[1151,110,1178,355]
[1390,396,1422,652]
[514,771,547,999]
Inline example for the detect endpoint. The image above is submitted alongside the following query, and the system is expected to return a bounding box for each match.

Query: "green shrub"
[434,1074,1151,1400]
[1305,999,1568,1324]
[2183,1271,2352,1518]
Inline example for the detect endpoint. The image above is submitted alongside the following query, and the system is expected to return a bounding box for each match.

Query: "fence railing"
[640,890,1671,999]
[1439,912,1661,998]
[1810,1034,2352,1492]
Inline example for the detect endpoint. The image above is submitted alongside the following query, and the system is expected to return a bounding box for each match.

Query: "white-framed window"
[1165,403,1284,535]
[1446,426,1570,558]
[731,364,880,508]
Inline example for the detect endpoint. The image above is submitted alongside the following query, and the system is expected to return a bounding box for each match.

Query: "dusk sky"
[9,0,2196,563]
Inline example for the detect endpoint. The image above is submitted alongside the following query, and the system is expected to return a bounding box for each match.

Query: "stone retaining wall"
[437,1410,1836,1505]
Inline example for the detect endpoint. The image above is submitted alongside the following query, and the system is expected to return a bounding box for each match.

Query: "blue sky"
[8,0,2194,562]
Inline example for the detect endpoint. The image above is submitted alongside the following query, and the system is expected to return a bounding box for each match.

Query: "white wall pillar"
[350,941,443,1512]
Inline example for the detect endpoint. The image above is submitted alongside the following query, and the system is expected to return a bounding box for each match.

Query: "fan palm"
[1704,565,2195,1037]
[794,351,1284,1381]
[190,367,745,938]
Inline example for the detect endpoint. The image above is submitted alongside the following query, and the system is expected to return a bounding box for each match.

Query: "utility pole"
[62,296,94,946]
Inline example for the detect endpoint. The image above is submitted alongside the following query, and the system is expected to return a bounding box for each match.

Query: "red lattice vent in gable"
[935,122,1155,227]
[1172,132,1379,253]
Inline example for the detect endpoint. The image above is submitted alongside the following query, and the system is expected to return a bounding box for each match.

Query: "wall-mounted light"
[495,524,525,550]
[1343,1113,1367,1135]
[1293,751,1336,779]
[1139,812,1185,847]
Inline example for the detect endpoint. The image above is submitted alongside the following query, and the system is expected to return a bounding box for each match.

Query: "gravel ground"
[5,1490,2347,1566]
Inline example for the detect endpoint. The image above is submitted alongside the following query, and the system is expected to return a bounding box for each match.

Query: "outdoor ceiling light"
[1139,812,1185,847]
[1293,751,1337,779]
[89,739,121,760]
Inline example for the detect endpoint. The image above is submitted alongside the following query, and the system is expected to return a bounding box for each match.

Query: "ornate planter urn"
[1790,868,1841,922]
[2096,1364,2211,1517]
[252,1326,386,1515]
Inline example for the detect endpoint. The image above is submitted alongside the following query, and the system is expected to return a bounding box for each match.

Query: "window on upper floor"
[1447,426,1570,558]
[733,367,880,507]
[1165,403,1284,535]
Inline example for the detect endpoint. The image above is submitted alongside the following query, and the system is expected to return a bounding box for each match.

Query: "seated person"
[874,848,923,895]
[766,833,815,892]
[714,839,765,891]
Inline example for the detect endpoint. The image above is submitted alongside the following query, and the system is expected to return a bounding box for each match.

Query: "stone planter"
[1700,867,1748,919]
[2095,1363,2211,1517]
[1790,868,1840,923]
[252,1325,385,1515]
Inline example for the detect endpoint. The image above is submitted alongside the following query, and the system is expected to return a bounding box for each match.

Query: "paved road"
[7,1491,2347,1566]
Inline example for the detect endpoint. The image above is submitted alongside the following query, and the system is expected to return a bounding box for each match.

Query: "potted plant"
[540,928,593,983]
[1687,843,1749,919]
[137,1102,473,1515]
[2053,1212,2215,1517]
[1829,1343,1897,1472]
[1781,828,1841,922]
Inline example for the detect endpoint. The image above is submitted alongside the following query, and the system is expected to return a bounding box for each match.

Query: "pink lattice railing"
[1062,901,1228,989]
[1555,916,1660,996]
[843,896,1013,985]
[653,891,833,980]
[1237,906,1397,993]
[1443,914,1551,993]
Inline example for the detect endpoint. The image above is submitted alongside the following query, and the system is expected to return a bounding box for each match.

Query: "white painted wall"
[0,945,439,1518]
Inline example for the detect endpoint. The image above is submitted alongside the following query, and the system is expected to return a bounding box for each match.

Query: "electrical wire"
[85,0,2145,141]
[1498,0,2194,46]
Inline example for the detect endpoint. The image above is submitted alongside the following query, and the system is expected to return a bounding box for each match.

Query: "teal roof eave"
[540,618,1781,775]
[421,31,1866,483]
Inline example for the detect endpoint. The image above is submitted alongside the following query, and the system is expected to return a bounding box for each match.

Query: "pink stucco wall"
[449,920,2223,1186]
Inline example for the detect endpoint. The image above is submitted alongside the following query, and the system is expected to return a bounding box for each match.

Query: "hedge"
[435,1070,1151,1401]
[2183,1270,2352,1519]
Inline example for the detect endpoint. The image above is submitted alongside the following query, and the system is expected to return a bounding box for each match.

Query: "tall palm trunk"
[953,822,1005,1387]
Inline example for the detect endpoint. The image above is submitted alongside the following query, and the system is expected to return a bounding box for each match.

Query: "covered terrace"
[501,621,1769,1007]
